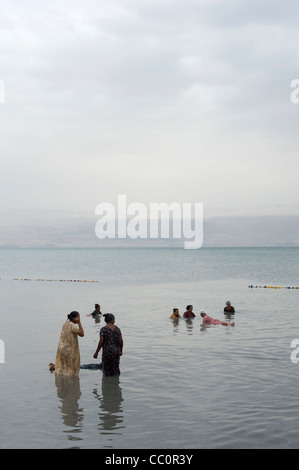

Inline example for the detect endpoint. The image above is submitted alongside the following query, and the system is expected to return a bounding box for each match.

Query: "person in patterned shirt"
[93,313,123,376]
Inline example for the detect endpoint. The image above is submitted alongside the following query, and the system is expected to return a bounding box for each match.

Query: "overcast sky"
[1,0,299,217]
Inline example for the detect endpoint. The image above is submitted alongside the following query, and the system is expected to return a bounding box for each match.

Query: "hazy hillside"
[0,210,298,248]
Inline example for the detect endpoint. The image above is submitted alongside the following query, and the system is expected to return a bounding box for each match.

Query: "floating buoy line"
[248,285,298,289]
[1,279,296,288]
[0,278,100,283]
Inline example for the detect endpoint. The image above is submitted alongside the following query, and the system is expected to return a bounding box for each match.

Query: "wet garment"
[224,306,235,313]
[100,325,122,376]
[80,363,102,370]
[170,314,181,319]
[183,311,196,318]
[203,315,229,326]
[55,321,81,377]
[91,310,102,317]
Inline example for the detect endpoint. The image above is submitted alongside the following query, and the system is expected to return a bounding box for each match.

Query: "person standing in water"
[170,308,181,319]
[91,303,102,323]
[52,311,84,377]
[183,305,196,318]
[91,304,102,317]
[224,301,235,313]
[93,314,123,376]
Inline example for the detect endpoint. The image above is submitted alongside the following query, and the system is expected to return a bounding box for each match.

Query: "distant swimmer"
[224,301,235,313]
[200,310,235,327]
[170,308,181,320]
[183,305,196,318]
[92,304,102,317]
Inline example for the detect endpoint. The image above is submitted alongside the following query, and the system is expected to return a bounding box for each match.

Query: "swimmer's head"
[200,310,207,317]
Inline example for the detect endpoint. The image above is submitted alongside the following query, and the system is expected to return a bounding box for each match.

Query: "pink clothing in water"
[202,315,229,326]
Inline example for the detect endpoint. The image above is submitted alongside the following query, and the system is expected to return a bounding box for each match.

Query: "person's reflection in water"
[224,311,235,323]
[171,317,180,334]
[93,376,124,436]
[91,304,102,324]
[170,308,181,335]
[185,318,194,335]
[55,375,83,446]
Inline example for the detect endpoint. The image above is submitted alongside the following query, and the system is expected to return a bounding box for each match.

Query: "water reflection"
[185,318,194,334]
[171,318,180,334]
[92,313,101,324]
[200,322,209,333]
[224,312,235,322]
[171,317,195,335]
[55,375,84,445]
[93,376,124,435]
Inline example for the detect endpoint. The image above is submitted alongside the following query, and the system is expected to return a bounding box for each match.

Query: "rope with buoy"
[248,285,298,289]
[1,278,100,283]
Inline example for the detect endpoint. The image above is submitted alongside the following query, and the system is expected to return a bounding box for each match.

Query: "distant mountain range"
[0,209,298,248]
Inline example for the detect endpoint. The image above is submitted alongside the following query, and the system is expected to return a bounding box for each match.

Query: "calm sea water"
[0,247,299,449]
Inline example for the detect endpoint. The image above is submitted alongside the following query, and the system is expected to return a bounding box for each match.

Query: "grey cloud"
[1,0,299,214]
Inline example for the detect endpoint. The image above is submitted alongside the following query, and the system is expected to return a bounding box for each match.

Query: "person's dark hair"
[186,305,192,310]
[173,308,178,313]
[103,313,115,323]
[95,304,100,309]
[68,311,79,321]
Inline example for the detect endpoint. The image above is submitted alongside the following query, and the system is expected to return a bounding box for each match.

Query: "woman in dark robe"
[93,314,123,376]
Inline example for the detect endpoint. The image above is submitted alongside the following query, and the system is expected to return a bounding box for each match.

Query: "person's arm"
[77,319,84,337]
[70,317,84,337]
[119,334,123,357]
[93,336,104,358]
